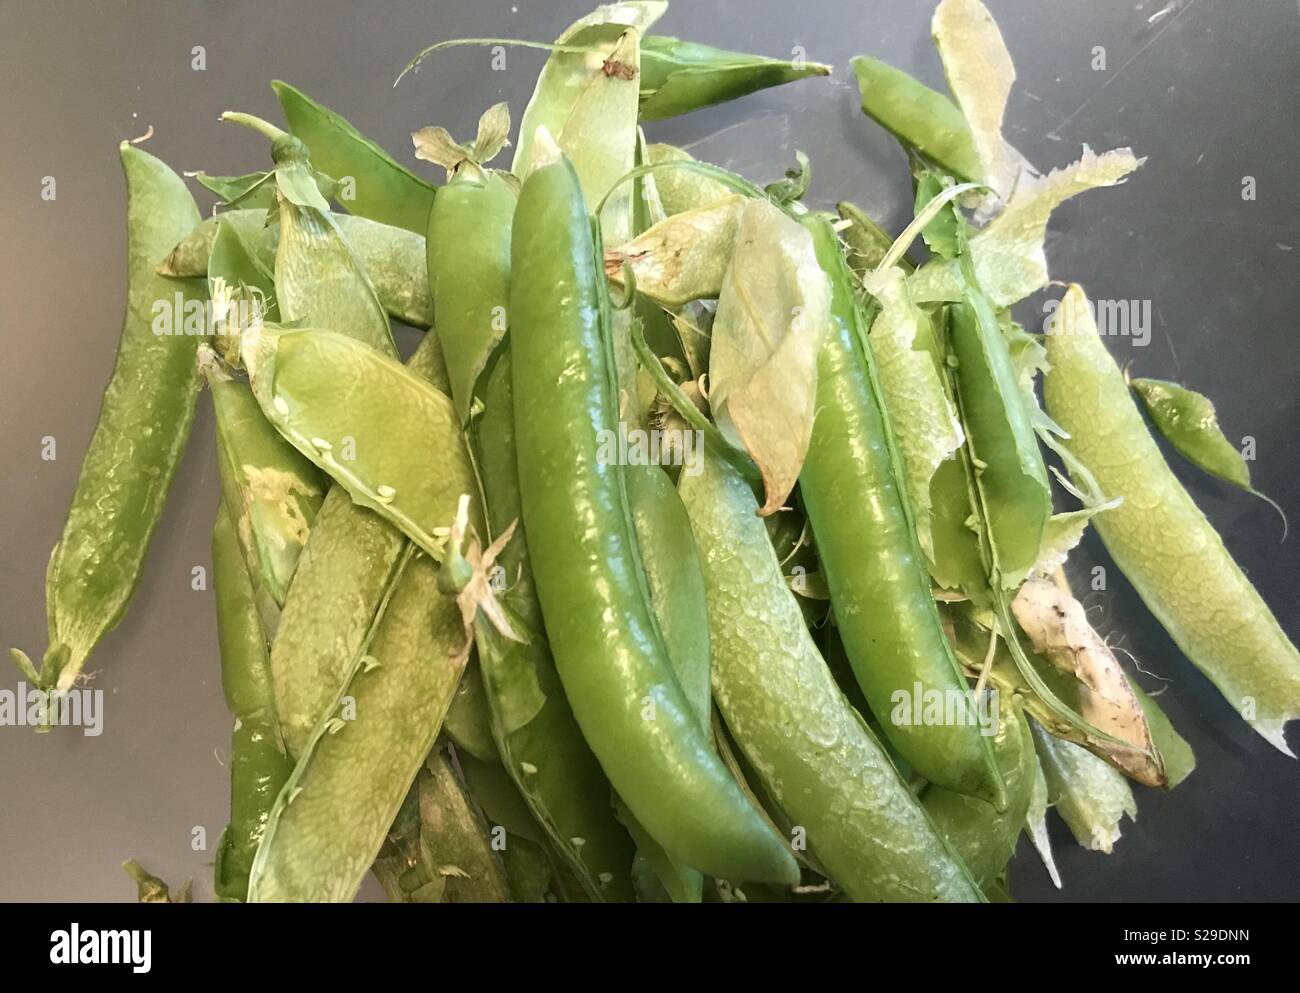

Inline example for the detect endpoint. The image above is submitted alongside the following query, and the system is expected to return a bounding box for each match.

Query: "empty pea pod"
[247,545,466,902]
[267,333,448,757]
[679,455,984,903]
[637,35,831,121]
[509,147,798,886]
[205,351,326,631]
[1044,285,1300,753]
[273,80,438,234]
[240,326,476,563]
[159,208,433,330]
[211,506,294,902]
[11,143,206,695]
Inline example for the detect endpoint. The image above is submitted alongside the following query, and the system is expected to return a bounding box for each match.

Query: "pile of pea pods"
[15,0,1298,904]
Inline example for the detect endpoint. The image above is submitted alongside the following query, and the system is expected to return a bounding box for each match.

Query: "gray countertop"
[1,0,1296,902]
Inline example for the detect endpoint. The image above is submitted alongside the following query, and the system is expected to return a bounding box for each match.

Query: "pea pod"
[637,35,831,121]
[1044,285,1300,754]
[800,213,1003,806]
[273,80,437,233]
[240,326,475,562]
[247,545,465,902]
[371,751,511,903]
[204,353,326,632]
[679,455,984,902]
[267,333,447,757]
[11,143,205,694]
[160,209,433,330]
[621,463,712,903]
[850,55,981,182]
[211,506,294,902]
[1130,378,1282,531]
[509,149,798,886]
[428,174,638,900]
[921,698,1034,887]
[426,167,515,423]
[949,259,1051,587]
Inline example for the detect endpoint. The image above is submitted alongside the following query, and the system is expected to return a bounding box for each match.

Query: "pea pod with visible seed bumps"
[800,212,1004,806]
[1044,285,1300,754]
[11,143,206,695]
[509,145,798,886]
[679,455,984,903]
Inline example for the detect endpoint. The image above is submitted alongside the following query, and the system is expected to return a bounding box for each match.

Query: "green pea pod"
[268,333,447,757]
[222,111,397,356]
[426,167,515,423]
[427,172,636,900]
[272,80,437,234]
[949,262,1051,586]
[850,55,981,182]
[921,698,1034,887]
[241,326,476,561]
[160,209,433,330]
[248,545,465,902]
[469,604,637,902]
[211,506,294,902]
[622,463,712,903]
[644,143,734,216]
[637,35,831,121]
[159,209,273,277]
[442,658,500,763]
[372,752,511,903]
[1031,721,1137,854]
[510,151,798,886]
[203,354,326,625]
[800,214,1003,806]
[1131,378,1278,516]
[511,1,667,178]
[11,143,205,695]
[836,200,908,274]
[679,456,983,903]
[1044,285,1300,754]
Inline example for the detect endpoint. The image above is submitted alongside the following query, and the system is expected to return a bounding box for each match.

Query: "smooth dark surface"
[1,0,1296,902]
